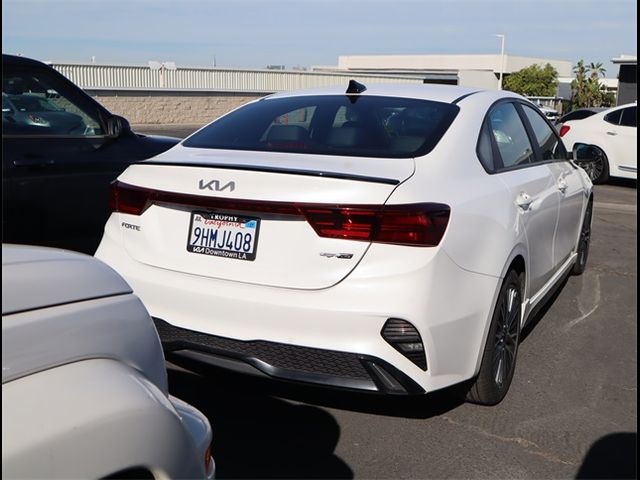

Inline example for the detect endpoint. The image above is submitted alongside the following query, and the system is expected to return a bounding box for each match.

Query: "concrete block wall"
[87,90,269,124]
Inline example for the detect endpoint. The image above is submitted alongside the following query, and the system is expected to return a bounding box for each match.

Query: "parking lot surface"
[137,125,636,479]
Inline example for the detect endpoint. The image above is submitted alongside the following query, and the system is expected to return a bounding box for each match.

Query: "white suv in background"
[560,102,637,184]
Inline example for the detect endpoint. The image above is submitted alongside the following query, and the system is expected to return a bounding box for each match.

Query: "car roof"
[609,102,637,110]
[585,102,636,119]
[2,244,132,315]
[559,107,605,118]
[2,53,52,69]
[265,82,517,104]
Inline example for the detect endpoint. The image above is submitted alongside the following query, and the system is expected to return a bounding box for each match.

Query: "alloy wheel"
[577,148,608,184]
[492,285,520,389]
[572,201,593,275]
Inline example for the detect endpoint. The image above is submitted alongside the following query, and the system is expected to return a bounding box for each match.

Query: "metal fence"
[51,63,425,92]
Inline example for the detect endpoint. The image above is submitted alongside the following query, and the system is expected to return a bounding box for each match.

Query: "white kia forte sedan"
[560,102,637,184]
[96,82,593,405]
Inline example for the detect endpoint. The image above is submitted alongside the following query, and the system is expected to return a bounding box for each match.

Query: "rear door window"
[604,109,623,125]
[183,95,460,159]
[487,102,535,169]
[521,104,567,161]
[619,106,637,127]
[476,122,495,172]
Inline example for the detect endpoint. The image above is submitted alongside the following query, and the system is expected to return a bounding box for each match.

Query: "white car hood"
[2,244,132,315]
[2,245,168,393]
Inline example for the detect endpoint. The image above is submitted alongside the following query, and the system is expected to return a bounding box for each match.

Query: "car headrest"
[266,125,310,143]
[326,126,374,147]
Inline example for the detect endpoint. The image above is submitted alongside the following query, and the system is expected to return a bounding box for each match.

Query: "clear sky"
[2,0,637,77]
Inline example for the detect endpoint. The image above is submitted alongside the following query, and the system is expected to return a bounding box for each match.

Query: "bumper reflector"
[381,318,427,371]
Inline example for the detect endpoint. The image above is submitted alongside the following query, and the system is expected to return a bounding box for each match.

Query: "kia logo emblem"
[198,179,236,192]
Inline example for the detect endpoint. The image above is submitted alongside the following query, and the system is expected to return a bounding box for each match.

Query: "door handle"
[606,131,617,136]
[557,178,568,193]
[516,192,533,211]
[13,157,55,167]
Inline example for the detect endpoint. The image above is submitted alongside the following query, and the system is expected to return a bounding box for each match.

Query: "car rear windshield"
[183,95,460,158]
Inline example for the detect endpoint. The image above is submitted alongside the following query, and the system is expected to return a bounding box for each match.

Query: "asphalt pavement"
[137,125,637,479]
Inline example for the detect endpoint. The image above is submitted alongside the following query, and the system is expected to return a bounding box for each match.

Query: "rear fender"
[471,243,527,377]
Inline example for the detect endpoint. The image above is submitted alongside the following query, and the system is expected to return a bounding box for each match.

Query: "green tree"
[571,60,590,108]
[588,62,606,81]
[571,60,615,109]
[503,63,559,96]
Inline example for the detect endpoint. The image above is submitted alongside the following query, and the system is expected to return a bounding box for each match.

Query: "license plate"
[187,211,260,261]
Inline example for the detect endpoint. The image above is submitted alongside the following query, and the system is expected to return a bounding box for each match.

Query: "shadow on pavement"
[520,274,570,343]
[607,178,637,189]
[575,432,637,479]
[168,357,465,478]
[168,367,354,479]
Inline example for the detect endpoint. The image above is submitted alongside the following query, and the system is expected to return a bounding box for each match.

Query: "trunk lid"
[116,147,414,289]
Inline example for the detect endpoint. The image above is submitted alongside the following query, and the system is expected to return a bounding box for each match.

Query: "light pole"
[494,34,506,90]
[148,61,177,88]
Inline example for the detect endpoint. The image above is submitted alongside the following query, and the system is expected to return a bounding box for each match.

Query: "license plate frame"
[186,211,261,261]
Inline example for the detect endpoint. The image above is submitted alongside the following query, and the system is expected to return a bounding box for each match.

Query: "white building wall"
[338,54,573,77]
[51,63,424,92]
[457,70,499,89]
[504,56,572,76]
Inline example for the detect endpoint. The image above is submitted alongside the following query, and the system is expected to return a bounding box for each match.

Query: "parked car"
[2,244,215,479]
[559,102,637,183]
[536,104,560,122]
[556,107,607,125]
[96,81,593,405]
[2,54,180,255]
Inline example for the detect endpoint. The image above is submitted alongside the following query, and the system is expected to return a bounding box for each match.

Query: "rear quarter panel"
[388,92,526,281]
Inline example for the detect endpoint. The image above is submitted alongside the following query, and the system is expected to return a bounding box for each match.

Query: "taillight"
[302,204,450,246]
[204,444,214,474]
[559,124,570,137]
[110,181,450,247]
[109,181,152,215]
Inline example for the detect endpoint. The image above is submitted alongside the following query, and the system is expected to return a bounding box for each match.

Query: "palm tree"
[588,62,606,81]
[571,60,611,109]
[571,60,590,108]
[587,62,609,107]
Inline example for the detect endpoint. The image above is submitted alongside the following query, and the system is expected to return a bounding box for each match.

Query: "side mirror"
[105,115,131,137]
[570,144,595,162]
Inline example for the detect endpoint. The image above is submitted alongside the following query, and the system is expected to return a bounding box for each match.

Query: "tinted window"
[476,122,495,171]
[522,104,567,161]
[488,103,535,169]
[604,109,623,125]
[2,69,104,136]
[183,95,460,158]
[559,110,597,122]
[620,106,637,128]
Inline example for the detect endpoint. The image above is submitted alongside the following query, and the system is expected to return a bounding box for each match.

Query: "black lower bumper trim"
[153,318,424,395]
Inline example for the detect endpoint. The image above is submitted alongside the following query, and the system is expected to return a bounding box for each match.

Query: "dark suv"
[2,54,180,254]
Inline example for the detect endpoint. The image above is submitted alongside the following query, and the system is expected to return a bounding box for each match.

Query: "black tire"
[572,199,593,275]
[466,270,522,405]
[578,146,609,185]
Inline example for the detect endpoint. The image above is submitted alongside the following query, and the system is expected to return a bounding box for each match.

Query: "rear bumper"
[156,318,424,394]
[96,219,502,394]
